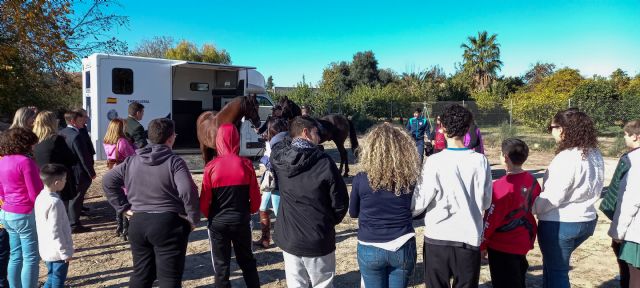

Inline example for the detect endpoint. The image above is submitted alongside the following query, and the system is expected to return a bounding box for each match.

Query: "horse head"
[278,96,302,121]
[243,95,261,128]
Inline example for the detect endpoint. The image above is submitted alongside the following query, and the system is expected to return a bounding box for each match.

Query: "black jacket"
[33,135,78,200]
[126,116,147,148]
[59,127,96,181]
[270,137,349,257]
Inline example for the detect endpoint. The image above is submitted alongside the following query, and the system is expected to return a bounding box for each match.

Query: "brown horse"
[278,97,359,177]
[196,95,261,163]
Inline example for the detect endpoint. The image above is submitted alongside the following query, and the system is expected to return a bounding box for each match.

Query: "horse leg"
[336,142,349,177]
[201,143,215,164]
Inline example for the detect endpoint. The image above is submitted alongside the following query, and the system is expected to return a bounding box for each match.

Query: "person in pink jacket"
[103,118,136,170]
[0,128,44,288]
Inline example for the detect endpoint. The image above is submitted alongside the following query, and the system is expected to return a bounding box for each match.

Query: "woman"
[103,118,136,169]
[254,117,288,249]
[9,107,37,130]
[33,110,77,201]
[533,109,604,288]
[464,119,484,154]
[0,128,44,288]
[349,123,420,288]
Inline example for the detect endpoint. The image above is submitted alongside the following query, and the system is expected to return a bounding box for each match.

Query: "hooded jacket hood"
[271,137,326,177]
[216,124,240,156]
[136,143,174,166]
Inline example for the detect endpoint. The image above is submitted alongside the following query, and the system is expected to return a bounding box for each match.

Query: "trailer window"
[85,71,91,89]
[112,68,133,94]
[257,96,272,106]
[190,82,209,91]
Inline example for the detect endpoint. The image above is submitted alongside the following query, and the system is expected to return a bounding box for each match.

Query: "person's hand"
[91,175,97,180]
[481,250,488,259]
[124,210,133,219]
[613,238,622,244]
[65,257,72,263]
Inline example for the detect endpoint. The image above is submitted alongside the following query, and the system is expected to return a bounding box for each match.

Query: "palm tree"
[461,31,503,91]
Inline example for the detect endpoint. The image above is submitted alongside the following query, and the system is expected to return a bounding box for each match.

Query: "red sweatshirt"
[481,171,541,255]
[200,124,261,223]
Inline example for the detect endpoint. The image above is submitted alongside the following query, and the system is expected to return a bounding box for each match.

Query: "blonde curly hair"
[358,122,421,195]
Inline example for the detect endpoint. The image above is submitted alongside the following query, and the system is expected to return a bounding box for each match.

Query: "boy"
[406,108,430,163]
[412,104,492,288]
[35,164,74,287]
[481,138,541,288]
[600,120,640,288]
[200,123,261,287]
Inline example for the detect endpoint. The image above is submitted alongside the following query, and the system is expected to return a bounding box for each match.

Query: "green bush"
[606,135,628,157]
[570,79,619,130]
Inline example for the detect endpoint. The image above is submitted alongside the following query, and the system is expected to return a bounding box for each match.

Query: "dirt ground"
[47,139,622,288]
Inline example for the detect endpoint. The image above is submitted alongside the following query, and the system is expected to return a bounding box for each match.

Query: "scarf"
[291,138,316,149]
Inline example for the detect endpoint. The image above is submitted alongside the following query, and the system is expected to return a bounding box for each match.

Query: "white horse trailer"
[81,53,274,161]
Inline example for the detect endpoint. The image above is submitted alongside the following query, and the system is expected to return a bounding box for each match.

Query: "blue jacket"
[406,117,430,140]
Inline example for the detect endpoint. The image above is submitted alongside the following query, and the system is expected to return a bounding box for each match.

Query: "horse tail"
[348,119,359,153]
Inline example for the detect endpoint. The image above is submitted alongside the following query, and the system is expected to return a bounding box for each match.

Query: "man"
[103,118,200,288]
[73,108,95,213]
[412,104,492,288]
[126,102,147,148]
[406,108,430,163]
[59,111,96,233]
[271,116,349,288]
[200,123,261,288]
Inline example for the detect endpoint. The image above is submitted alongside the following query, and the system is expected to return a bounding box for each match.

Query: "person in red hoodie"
[200,123,261,288]
[481,138,541,288]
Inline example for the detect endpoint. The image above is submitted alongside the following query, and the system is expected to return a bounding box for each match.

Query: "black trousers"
[68,176,91,226]
[0,228,9,288]
[613,240,631,288]
[487,248,528,288]
[208,221,259,288]
[128,212,191,288]
[423,240,480,288]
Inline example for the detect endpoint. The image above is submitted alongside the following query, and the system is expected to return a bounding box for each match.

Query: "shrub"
[606,135,627,157]
[570,79,619,130]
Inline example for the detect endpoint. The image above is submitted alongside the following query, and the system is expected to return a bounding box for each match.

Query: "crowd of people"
[0,102,639,288]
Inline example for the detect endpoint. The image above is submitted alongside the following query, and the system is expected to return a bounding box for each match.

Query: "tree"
[266,76,274,91]
[319,61,353,96]
[378,68,397,86]
[524,62,556,86]
[0,0,128,114]
[571,79,619,130]
[461,31,503,91]
[165,40,231,64]
[610,68,631,92]
[129,36,175,58]
[350,51,380,87]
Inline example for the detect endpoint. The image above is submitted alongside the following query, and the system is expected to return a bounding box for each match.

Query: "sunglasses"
[547,125,561,132]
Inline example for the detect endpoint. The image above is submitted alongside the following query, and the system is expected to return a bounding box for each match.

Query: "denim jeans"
[259,190,281,217]
[0,228,9,288]
[537,219,597,288]
[357,237,417,288]
[44,261,69,288]
[415,139,424,163]
[0,211,39,288]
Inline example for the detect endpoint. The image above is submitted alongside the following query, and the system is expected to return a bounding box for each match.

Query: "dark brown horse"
[196,95,261,163]
[278,97,359,177]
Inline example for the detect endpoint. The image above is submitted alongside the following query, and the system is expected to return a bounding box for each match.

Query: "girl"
[432,115,447,153]
[103,118,136,170]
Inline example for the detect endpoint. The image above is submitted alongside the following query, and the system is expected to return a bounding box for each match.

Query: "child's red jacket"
[200,124,261,223]
[481,171,541,255]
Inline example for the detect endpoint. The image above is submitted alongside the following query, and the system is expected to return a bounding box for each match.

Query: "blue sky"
[106,0,640,87]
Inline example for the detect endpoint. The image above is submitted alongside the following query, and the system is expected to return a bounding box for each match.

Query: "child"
[481,138,541,288]
[200,124,261,287]
[412,104,492,288]
[602,120,640,288]
[34,164,74,288]
[103,118,135,239]
[431,115,446,153]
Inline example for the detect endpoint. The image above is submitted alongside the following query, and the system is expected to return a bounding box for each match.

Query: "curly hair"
[440,104,472,138]
[0,128,39,156]
[358,123,420,195]
[553,109,598,156]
